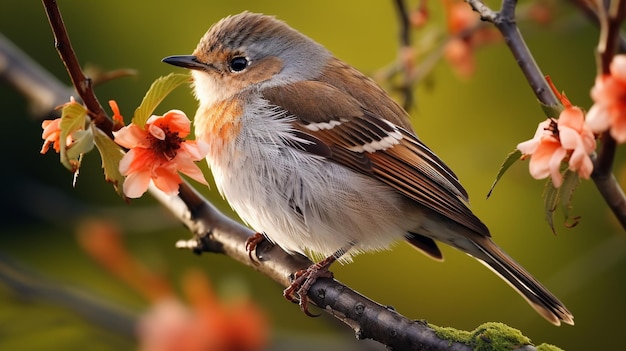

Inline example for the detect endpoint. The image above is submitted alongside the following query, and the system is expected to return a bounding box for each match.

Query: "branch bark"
[42,0,115,137]
[589,0,626,228]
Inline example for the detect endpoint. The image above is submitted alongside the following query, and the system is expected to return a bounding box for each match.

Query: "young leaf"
[66,129,95,161]
[59,101,89,172]
[93,125,126,197]
[132,73,191,127]
[543,178,559,234]
[560,170,581,228]
[542,168,582,233]
[486,149,522,199]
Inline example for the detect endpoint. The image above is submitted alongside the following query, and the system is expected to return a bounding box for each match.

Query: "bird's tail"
[470,236,574,326]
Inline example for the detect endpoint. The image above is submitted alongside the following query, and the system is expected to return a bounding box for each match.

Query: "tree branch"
[392,0,415,111]
[42,0,115,137]
[0,33,74,119]
[1,1,561,349]
[587,0,626,228]
[466,0,558,105]
[466,0,626,229]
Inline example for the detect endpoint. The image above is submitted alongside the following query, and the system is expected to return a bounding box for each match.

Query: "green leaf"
[542,168,582,233]
[59,102,89,172]
[66,129,95,161]
[131,73,191,127]
[539,102,563,119]
[486,149,522,199]
[543,178,559,234]
[93,125,126,197]
[560,170,581,228]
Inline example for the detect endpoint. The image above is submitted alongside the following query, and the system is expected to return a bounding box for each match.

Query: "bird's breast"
[194,99,243,161]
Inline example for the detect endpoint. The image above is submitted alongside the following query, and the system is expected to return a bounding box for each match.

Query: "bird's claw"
[245,232,266,265]
[283,262,334,317]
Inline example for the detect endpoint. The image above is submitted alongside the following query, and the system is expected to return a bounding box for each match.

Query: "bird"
[162,11,574,326]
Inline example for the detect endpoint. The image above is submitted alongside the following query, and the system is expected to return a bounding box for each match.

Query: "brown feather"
[406,232,443,261]
[316,58,414,131]
[262,80,489,237]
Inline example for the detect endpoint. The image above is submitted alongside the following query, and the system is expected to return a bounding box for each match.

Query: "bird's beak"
[162,55,208,71]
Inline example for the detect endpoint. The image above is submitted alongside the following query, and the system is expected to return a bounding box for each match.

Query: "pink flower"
[40,98,80,154]
[518,106,596,187]
[40,118,66,154]
[587,55,626,143]
[113,110,208,198]
[77,221,268,351]
[137,272,268,351]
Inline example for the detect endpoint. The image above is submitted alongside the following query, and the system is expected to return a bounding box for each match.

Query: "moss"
[471,322,533,351]
[432,324,473,347]
[432,322,535,351]
[536,343,565,351]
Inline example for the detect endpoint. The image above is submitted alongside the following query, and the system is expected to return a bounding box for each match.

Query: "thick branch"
[0,33,74,118]
[152,182,484,350]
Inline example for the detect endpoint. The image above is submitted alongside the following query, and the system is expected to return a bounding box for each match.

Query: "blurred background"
[1,0,624,350]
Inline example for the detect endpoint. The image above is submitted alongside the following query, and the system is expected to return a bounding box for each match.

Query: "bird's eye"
[229,56,249,72]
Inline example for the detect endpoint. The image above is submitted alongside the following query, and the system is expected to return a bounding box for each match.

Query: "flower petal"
[528,158,550,180]
[610,110,626,143]
[161,110,191,136]
[179,141,209,162]
[517,138,539,155]
[41,118,61,139]
[558,126,580,150]
[528,141,558,179]
[585,104,611,134]
[610,55,626,83]
[174,153,208,185]
[558,107,584,131]
[114,124,150,148]
[120,148,159,176]
[109,100,125,125]
[548,147,567,188]
[152,167,182,194]
[149,123,166,141]
[577,155,594,180]
[123,170,152,198]
[517,119,552,154]
[118,148,136,175]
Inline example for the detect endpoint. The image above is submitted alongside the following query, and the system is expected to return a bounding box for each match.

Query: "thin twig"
[0,252,137,338]
[568,0,626,53]
[466,0,558,105]
[41,0,114,136]
[392,0,415,111]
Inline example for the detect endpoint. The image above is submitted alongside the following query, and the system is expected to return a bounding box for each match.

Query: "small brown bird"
[163,11,574,325]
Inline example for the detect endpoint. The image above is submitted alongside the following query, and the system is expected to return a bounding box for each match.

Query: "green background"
[1,0,624,350]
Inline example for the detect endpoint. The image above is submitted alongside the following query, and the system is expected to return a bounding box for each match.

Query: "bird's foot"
[244,232,266,264]
[283,257,335,317]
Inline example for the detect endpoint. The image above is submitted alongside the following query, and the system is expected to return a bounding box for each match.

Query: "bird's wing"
[262,81,489,237]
